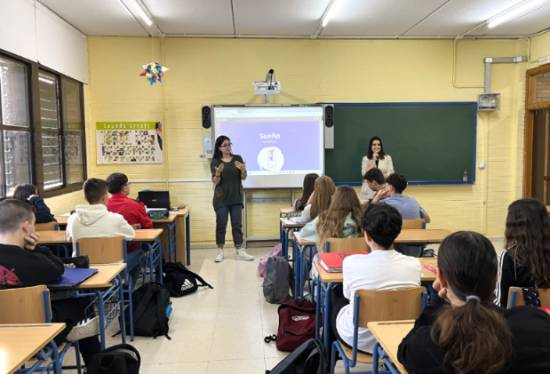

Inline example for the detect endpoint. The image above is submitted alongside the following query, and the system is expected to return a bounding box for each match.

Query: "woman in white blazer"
[361,136,394,198]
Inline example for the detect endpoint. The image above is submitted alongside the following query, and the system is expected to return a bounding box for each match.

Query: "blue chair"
[507,286,550,308]
[330,287,425,374]
[0,285,82,374]
[77,236,139,340]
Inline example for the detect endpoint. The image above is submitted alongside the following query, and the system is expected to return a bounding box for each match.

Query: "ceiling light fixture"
[321,0,341,28]
[120,0,153,27]
[487,0,548,29]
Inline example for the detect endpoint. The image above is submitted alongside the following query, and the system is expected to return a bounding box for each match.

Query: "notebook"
[48,268,98,289]
[318,251,370,273]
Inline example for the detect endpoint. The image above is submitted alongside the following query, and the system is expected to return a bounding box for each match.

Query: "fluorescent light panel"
[487,0,548,28]
[120,0,153,27]
[321,0,341,28]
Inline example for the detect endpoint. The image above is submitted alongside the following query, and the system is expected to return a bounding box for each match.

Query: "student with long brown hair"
[496,198,550,307]
[293,175,336,224]
[294,173,318,211]
[299,186,361,245]
[398,231,550,373]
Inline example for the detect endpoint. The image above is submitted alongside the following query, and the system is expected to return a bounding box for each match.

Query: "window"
[0,51,86,198]
[0,56,32,196]
[39,70,63,190]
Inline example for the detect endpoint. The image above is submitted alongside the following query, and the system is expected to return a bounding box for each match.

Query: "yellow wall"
[530,30,550,63]
[50,37,532,244]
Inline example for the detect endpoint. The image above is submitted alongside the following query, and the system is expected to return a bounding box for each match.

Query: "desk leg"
[185,213,191,265]
[282,228,288,259]
[315,275,321,339]
[118,275,127,344]
[169,221,177,263]
[323,283,334,357]
[96,290,106,350]
[372,342,381,374]
[292,240,300,299]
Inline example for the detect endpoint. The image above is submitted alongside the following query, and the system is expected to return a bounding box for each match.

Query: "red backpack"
[273,299,316,352]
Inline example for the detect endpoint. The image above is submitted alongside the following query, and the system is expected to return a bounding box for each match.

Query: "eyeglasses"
[220,143,232,148]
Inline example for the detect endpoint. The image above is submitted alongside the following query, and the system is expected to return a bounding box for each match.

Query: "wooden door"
[531,109,550,204]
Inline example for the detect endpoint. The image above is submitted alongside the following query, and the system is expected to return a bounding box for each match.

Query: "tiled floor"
[83,238,506,373]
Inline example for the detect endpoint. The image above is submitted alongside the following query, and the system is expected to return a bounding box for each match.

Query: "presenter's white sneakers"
[214,250,224,263]
[236,249,254,261]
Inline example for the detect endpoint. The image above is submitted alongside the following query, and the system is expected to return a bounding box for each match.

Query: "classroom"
[1,0,550,373]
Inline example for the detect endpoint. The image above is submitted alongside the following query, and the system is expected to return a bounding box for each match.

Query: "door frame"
[523,63,550,197]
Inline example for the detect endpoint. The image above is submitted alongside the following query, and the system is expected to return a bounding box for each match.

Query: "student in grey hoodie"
[66,179,139,285]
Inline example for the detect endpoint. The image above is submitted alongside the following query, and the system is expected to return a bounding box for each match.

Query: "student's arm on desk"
[137,203,153,229]
[420,207,431,224]
[292,204,311,224]
[19,247,64,285]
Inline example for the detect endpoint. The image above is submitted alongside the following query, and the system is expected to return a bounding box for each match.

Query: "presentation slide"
[213,106,325,188]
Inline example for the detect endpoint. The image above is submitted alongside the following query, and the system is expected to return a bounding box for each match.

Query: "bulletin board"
[96,121,163,164]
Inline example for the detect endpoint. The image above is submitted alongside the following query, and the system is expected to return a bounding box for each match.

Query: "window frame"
[0,48,87,198]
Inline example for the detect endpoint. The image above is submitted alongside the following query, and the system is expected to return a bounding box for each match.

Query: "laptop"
[138,190,171,210]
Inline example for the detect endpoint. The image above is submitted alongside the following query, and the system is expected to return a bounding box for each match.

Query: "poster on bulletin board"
[96,121,163,164]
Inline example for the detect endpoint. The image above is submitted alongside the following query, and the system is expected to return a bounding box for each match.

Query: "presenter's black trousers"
[215,204,243,248]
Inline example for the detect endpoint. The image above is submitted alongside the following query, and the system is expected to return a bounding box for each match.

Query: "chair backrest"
[325,237,369,253]
[356,287,425,327]
[77,236,125,264]
[402,219,425,229]
[507,286,550,308]
[0,285,50,323]
[35,221,60,231]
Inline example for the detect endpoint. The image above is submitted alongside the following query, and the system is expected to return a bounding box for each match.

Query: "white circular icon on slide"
[258,146,285,171]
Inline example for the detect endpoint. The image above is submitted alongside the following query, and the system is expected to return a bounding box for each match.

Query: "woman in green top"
[211,136,254,263]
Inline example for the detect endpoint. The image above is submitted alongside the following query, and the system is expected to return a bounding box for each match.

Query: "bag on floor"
[263,256,293,304]
[266,338,326,374]
[258,243,283,277]
[87,344,140,374]
[131,283,171,338]
[163,261,213,297]
[271,299,316,352]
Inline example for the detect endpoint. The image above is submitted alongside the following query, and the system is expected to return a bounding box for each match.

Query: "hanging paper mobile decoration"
[140,62,169,85]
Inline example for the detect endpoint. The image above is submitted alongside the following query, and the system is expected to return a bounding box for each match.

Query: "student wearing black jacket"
[0,199,99,366]
[397,231,550,374]
[13,184,56,224]
[495,198,550,307]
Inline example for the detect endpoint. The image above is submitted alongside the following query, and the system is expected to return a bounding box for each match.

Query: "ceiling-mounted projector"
[253,68,281,95]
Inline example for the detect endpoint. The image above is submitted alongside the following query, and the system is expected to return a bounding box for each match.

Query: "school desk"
[56,207,191,265]
[280,218,305,259]
[0,323,65,374]
[313,258,437,357]
[368,320,414,374]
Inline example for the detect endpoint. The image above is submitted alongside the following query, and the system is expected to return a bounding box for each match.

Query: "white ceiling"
[38,0,550,38]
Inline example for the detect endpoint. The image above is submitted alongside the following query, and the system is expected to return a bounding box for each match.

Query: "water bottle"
[462,169,468,183]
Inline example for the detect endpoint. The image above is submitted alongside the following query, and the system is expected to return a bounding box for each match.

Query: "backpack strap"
[133,285,157,323]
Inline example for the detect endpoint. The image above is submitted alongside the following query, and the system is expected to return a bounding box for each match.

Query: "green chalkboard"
[325,103,477,185]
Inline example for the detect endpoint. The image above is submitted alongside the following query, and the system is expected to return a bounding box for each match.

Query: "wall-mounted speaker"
[201,106,211,129]
[324,104,335,149]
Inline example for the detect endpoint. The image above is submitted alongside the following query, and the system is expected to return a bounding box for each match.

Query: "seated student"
[363,168,386,202]
[293,175,336,224]
[13,184,55,224]
[398,231,550,373]
[294,173,318,211]
[299,186,362,246]
[106,173,153,230]
[495,198,550,307]
[0,199,100,366]
[331,203,421,353]
[373,173,430,223]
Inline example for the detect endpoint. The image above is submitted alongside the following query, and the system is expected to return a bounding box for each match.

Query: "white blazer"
[361,154,394,195]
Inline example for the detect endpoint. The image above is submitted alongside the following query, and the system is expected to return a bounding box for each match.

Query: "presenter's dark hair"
[364,168,384,184]
[84,178,108,204]
[13,184,37,201]
[505,198,550,288]
[433,231,512,373]
[295,173,319,211]
[362,203,402,249]
[106,173,129,194]
[386,174,407,193]
[367,136,385,160]
[213,136,231,160]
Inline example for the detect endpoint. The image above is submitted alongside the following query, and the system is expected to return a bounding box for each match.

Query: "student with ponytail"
[398,231,550,373]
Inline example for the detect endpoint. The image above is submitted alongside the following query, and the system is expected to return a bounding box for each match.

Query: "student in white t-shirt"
[331,203,421,353]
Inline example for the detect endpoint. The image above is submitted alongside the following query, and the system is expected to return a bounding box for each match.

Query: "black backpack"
[266,338,326,374]
[87,344,140,374]
[130,283,171,338]
[163,262,213,297]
